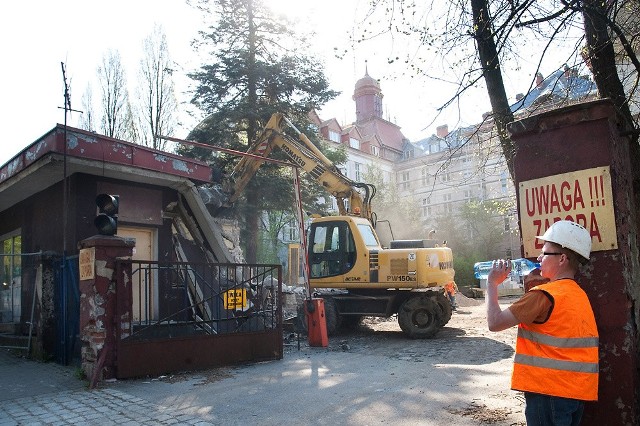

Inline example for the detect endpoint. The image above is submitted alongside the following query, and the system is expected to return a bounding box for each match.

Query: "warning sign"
[79,247,95,280]
[519,166,617,258]
[223,288,247,310]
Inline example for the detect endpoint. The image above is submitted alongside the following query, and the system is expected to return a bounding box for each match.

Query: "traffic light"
[94,194,119,236]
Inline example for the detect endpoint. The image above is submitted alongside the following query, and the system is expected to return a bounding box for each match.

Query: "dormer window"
[328,130,340,142]
[350,138,360,149]
[371,145,379,156]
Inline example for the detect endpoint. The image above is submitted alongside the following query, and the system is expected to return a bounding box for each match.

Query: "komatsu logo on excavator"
[280,145,306,168]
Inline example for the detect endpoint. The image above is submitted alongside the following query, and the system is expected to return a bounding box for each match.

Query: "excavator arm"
[223,113,376,224]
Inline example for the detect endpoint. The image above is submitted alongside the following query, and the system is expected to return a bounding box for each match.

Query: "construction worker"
[485,220,598,426]
[444,281,458,310]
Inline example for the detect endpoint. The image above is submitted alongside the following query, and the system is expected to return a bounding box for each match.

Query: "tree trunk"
[471,0,516,181]
[583,0,640,251]
[583,2,634,130]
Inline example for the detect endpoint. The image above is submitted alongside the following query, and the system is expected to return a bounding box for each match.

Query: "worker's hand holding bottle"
[487,259,512,288]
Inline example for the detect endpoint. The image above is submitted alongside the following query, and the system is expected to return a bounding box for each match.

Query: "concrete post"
[508,99,639,425]
[77,235,133,386]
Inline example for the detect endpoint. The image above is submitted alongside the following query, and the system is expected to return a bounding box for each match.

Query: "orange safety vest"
[511,279,599,401]
[444,282,455,295]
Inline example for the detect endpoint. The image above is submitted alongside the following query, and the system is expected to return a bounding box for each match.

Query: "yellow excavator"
[208,113,455,338]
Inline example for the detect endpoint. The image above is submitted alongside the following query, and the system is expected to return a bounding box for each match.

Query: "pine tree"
[186,0,338,262]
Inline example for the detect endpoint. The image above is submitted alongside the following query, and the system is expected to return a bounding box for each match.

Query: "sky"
[0,0,575,166]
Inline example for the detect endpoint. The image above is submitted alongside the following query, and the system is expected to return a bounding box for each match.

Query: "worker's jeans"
[524,392,584,426]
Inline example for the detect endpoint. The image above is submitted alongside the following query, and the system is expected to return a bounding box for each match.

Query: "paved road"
[0,303,526,425]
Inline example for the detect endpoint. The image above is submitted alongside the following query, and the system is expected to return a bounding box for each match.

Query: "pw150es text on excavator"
[202,113,456,338]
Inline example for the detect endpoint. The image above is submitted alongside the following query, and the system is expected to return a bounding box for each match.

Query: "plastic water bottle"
[474,258,540,280]
[511,258,540,278]
[473,261,494,280]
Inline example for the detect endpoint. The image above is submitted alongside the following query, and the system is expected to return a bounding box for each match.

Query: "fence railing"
[119,260,282,340]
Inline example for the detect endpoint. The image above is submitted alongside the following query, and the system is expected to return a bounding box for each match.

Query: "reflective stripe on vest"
[518,328,599,349]
[514,353,598,374]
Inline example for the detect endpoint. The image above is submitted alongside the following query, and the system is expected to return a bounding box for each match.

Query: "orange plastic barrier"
[304,298,328,347]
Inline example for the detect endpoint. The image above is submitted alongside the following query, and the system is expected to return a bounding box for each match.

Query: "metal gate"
[0,252,79,364]
[115,260,283,378]
[54,255,80,365]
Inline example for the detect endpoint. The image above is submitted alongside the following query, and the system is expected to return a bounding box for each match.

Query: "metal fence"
[122,260,282,340]
[115,260,283,378]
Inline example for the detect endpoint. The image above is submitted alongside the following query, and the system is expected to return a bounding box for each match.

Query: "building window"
[1,231,21,323]
[355,163,362,181]
[443,193,452,202]
[421,168,429,186]
[504,217,510,232]
[422,197,431,217]
[371,145,379,156]
[329,130,340,143]
[374,93,383,116]
[350,138,360,149]
[441,173,451,183]
[287,220,299,241]
[402,171,410,190]
[404,150,414,160]
[464,224,475,239]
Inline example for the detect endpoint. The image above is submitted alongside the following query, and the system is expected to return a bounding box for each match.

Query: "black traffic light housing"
[94,194,119,236]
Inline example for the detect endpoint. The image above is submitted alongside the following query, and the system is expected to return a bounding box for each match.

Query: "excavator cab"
[309,220,357,278]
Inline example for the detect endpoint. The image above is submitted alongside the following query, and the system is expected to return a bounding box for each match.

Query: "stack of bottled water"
[473,258,540,280]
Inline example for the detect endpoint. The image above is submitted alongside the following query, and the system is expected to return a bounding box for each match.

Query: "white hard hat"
[536,220,591,260]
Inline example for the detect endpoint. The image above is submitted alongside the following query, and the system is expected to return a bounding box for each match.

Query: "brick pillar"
[508,99,639,425]
[77,235,134,386]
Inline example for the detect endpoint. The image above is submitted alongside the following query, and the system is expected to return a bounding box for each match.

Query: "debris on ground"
[152,368,234,385]
[446,401,517,424]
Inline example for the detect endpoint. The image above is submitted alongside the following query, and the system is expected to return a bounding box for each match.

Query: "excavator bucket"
[197,184,229,217]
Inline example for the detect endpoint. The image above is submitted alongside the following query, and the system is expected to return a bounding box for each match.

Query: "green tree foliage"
[434,199,514,287]
[184,0,338,262]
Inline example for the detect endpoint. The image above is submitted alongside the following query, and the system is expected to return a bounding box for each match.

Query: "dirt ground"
[282,293,527,425]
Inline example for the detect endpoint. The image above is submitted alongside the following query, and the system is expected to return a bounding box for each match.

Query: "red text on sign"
[524,179,587,217]
[532,212,602,250]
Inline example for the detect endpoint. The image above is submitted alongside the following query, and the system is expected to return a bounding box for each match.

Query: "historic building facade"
[310,67,597,259]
